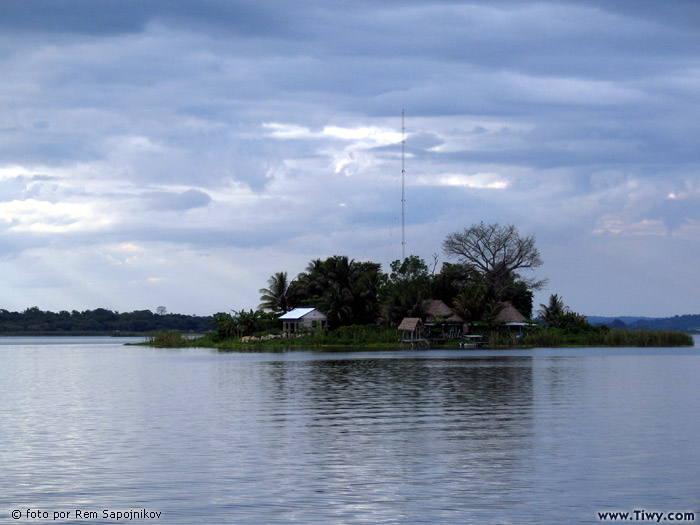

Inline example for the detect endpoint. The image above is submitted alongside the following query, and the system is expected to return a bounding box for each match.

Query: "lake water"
[1,336,699,524]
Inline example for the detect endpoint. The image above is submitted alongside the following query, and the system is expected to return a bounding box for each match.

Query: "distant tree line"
[589,314,700,333]
[0,307,213,334]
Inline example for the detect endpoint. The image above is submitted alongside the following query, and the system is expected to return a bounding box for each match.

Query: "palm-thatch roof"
[424,299,464,323]
[398,317,422,331]
[494,302,526,323]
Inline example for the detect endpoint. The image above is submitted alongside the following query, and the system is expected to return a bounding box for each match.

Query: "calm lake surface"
[1,336,699,524]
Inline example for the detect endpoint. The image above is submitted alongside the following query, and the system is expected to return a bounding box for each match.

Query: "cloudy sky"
[1,0,698,317]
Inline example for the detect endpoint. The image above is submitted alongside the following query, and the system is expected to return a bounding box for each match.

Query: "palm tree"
[327,255,357,293]
[353,261,384,324]
[319,283,354,329]
[452,285,488,323]
[233,309,262,337]
[213,312,236,340]
[293,258,327,300]
[258,272,293,314]
[381,286,428,325]
[538,294,567,326]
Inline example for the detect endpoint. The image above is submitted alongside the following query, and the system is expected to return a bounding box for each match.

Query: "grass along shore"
[144,325,694,349]
[487,328,693,348]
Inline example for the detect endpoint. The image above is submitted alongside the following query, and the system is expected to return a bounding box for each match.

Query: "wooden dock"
[399,338,428,349]
[459,335,484,349]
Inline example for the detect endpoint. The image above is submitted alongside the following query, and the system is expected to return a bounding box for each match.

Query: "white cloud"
[420,173,510,190]
[322,125,401,144]
[263,122,315,139]
[0,1,698,316]
[592,218,666,236]
[0,199,109,233]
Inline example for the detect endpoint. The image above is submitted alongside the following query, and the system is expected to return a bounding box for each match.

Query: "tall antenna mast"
[401,109,406,261]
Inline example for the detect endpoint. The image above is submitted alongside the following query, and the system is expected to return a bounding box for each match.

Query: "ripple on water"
[1,342,699,523]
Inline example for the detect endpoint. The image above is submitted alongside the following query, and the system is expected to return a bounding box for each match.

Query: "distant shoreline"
[0,331,156,337]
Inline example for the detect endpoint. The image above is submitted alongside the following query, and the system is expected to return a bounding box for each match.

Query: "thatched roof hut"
[398,317,422,332]
[424,299,464,323]
[397,317,426,347]
[494,302,526,323]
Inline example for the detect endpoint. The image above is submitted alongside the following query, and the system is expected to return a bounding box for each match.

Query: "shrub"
[148,330,191,347]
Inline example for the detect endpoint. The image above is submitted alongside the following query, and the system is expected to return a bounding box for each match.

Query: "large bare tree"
[442,222,547,302]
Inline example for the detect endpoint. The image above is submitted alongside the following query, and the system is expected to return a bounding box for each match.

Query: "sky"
[0,0,698,318]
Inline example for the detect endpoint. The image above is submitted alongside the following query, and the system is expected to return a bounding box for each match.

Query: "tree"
[389,255,429,283]
[319,283,354,328]
[537,294,591,332]
[233,309,263,337]
[290,255,384,327]
[431,262,478,306]
[258,271,294,314]
[442,222,546,302]
[451,284,490,323]
[538,294,567,326]
[382,285,427,325]
[381,256,431,325]
[351,261,385,324]
[500,275,534,319]
[213,312,237,340]
[293,258,326,301]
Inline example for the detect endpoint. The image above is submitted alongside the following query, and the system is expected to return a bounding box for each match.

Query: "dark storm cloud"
[0,0,698,315]
[0,0,300,37]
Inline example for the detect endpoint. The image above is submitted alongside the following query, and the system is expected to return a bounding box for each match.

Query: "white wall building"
[279,308,327,333]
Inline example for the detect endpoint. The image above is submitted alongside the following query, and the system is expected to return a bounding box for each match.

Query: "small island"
[146,222,694,350]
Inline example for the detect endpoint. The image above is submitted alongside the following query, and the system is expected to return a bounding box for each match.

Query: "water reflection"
[248,356,536,520]
[2,343,699,524]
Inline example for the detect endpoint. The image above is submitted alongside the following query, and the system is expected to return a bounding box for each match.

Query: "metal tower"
[401,109,406,261]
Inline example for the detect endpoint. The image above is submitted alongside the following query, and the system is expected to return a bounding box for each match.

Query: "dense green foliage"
[212,309,279,340]
[251,223,544,329]
[284,256,385,328]
[0,307,213,334]
[212,324,399,350]
[149,324,693,350]
[147,290,694,350]
[258,251,536,330]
